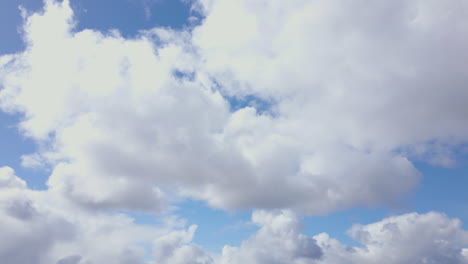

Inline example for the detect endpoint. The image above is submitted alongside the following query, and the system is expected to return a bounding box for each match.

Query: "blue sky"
[1,1,468,263]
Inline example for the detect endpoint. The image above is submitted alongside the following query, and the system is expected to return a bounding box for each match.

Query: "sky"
[0,0,468,263]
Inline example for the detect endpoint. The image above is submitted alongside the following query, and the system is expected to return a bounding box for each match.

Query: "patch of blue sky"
[121,199,256,253]
[413,158,468,228]
[0,111,48,189]
[0,0,43,55]
[0,112,30,167]
[209,78,275,115]
[392,140,468,167]
[227,94,274,115]
[70,0,198,38]
[172,200,257,252]
[173,69,196,82]
[304,207,391,247]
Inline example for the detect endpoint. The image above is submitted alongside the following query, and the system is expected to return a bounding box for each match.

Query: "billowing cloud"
[151,210,323,264]
[152,210,468,264]
[2,0,468,262]
[193,0,468,169]
[0,167,72,264]
[0,166,27,189]
[6,0,467,215]
[152,225,214,264]
[1,168,468,264]
[315,212,468,264]
[218,210,323,264]
[1,0,468,229]
[0,167,169,264]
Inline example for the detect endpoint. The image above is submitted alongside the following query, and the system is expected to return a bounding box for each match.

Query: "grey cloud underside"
[0,167,164,264]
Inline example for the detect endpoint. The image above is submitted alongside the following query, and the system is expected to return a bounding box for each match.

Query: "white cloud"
[315,212,468,264]
[1,0,468,262]
[1,0,468,215]
[0,167,172,264]
[193,0,468,156]
[152,225,214,264]
[150,210,322,264]
[0,166,27,189]
[152,210,468,264]
[0,167,467,264]
[218,210,322,264]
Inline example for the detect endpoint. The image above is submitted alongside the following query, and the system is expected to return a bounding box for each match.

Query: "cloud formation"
[153,210,468,264]
[0,0,468,262]
[0,167,168,264]
[1,168,468,263]
[3,0,466,215]
[218,210,323,264]
[315,212,468,264]
[152,225,214,264]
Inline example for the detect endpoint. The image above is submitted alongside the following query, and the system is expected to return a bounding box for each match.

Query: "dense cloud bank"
[1,0,468,263]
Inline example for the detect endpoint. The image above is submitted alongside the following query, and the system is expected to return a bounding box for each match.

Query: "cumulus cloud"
[2,0,468,217]
[5,0,467,215]
[152,210,468,264]
[0,166,27,189]
[152,225,214,264]
[0,167,170,264]
[315,212,468,264]
[1,0,468,263]
[193,0,468,165]
[150,210,322,264]
[0,167,73,264]
[218,210,322,264]
[1,169,468,264]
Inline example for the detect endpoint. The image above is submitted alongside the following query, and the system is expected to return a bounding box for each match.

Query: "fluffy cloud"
[0,167,169,264]
[151,210,323,264]
[218,210,322,264]
[0,167,71,264]
[1,0,467,215]
[315,212,468,264]
[1,0,468,263]
[152,225,214,264]
[0,1,450,214]
[153,210,468,264]
[0,167,467,264]
[0,166,27,189]
[193,0,468,163]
